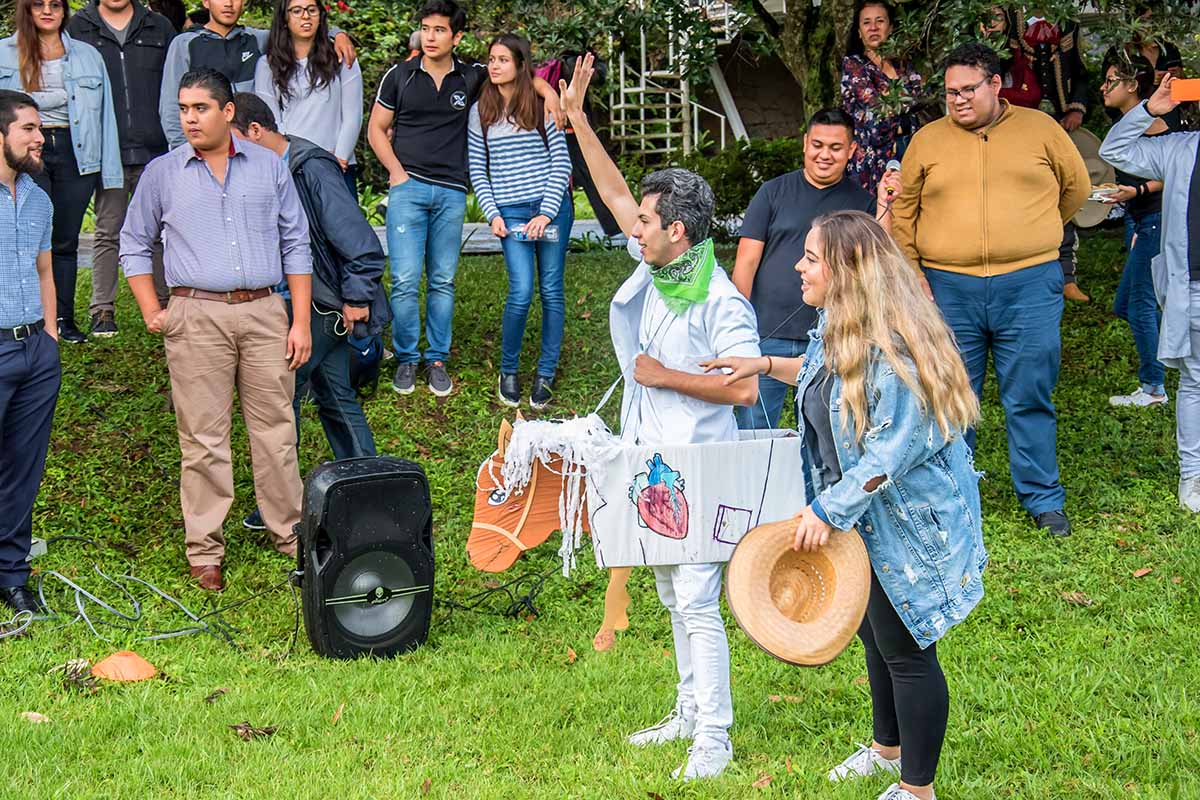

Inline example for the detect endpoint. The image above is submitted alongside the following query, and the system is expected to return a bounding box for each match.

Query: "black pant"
[0,330,61,587]
[1059,221,1078,285]
[565,132,621,238]
[859,569,949,786]
[32,128,99,326]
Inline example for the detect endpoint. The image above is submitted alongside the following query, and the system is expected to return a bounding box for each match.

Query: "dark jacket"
[287,136,391,337]
[67,0,175,166]
[1012,18,1088,119]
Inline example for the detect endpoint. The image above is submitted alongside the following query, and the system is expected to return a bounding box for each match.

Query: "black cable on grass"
[436,562,560,620]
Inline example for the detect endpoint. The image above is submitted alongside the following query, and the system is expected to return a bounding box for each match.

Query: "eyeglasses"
[287,5,320,17]
[31,1,65,11]
[944,77,990,101]
[1101,76,1132,92]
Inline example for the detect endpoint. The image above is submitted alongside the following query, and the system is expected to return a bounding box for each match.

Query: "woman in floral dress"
[840,0,923,192]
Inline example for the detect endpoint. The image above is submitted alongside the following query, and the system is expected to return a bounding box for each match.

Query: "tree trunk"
[774,0,857,119]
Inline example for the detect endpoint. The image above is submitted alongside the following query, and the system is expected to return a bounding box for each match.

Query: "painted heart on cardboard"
[629,454,689,540]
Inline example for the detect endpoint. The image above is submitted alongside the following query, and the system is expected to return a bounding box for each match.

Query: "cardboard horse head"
[468,417,589,573]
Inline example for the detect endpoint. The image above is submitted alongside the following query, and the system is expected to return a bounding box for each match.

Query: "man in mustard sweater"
[893,43,1089,537]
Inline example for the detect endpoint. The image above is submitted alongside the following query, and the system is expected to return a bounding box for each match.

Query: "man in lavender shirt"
[120,68,312,591]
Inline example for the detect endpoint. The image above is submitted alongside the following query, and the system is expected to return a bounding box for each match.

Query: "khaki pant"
[91,163,168,315]
[162,293,301,566]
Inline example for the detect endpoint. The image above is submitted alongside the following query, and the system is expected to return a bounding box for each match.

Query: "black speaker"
[297,457,434,659]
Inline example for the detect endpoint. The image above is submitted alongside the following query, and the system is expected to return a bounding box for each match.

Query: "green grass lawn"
[3,232,1198,799]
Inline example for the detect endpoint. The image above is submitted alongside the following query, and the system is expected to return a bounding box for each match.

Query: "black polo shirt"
[375,55,487,192]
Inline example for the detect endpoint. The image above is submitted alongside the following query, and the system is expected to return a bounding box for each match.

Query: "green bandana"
[649,239,716,315]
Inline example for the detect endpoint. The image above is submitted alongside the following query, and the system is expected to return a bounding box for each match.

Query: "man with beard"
[0,90,60,615]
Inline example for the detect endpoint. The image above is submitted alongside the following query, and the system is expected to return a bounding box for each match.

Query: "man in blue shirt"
[0,91,61,615]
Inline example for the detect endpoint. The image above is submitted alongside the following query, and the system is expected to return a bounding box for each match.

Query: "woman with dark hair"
[0,0,121,343]
[254,0,362,195]
[980,5,1040,108]
[1100,56,1174,409]
[840,0,922,193]
[467,33,572,410]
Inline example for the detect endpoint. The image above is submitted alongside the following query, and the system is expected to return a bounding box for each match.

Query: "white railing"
[609,57,729,157]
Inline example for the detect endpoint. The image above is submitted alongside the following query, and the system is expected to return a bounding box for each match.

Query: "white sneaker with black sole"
[828,743,902,782]
[627,706,695,746]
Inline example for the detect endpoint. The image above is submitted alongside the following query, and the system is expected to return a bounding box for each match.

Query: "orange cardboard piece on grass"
[91,650,158,682]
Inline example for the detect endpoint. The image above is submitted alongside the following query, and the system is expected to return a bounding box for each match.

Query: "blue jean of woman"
[497,195,574,377]
[1114,212,1165,394]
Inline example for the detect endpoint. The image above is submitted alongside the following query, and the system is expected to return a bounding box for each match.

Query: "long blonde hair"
[813,210,979,443]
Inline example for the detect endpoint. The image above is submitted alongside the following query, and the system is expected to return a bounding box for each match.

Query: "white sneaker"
[627,707,696,746]
[878,783,936,800]
[1109,388,1168,407]
[1180,477,1200,513]
[828,743,902,782]
[671,738,732,781]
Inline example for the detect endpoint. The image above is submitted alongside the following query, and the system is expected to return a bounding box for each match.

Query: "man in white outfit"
[558,56,761,780]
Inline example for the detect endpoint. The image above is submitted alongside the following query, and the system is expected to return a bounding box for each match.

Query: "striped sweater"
[467,103,572,223]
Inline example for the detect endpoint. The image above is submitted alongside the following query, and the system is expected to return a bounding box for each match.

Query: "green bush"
[680,137,806,238]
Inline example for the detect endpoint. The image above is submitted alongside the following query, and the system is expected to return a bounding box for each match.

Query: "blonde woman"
[704,210,986,800]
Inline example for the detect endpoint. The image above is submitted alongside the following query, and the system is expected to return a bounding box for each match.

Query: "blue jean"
[1114,212,1165,393]
[497,196,573,376]
[0,330,60,586]
[292,303,376,460]
[735,336,806,430]
[386,179,467,364]
[925,261,1066,515]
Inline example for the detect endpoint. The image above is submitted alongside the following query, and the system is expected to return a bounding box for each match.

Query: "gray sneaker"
[425,361,453,397]
[1180,476,1200,513]
[392,362,417,395]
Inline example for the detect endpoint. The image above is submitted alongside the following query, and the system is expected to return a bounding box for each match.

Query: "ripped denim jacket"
[799,318,987,649]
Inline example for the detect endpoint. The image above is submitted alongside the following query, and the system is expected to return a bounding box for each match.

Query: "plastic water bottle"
[510,224,559,242]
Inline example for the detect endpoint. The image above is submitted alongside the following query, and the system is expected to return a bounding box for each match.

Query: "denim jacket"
[799,315,987,649]
[0,33,123,189]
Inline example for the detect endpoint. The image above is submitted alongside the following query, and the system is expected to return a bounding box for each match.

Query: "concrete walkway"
[76,219,625,268]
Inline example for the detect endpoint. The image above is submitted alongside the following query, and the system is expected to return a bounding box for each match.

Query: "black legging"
[858,568,949,787]
[32,127,99,327]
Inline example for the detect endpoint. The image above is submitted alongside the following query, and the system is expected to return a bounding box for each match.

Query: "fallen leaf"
[1133,567,1154,578]
[576,292,590,306]
[483,578,502,590]
[229,721,277,741]
[646,793,664,800]
[566,646,577,664]
[1115,538,1128,548]
[663,649,672,659]
[752,772,773,789]
[20,711,50,724]
[204,688,229,704]
[854,675,869,685]
[1172,576,1183,584]
[768,694,782,702]
[1061,591,1094,607]
[785,756,793,773]
[332,703,345,725]
[421,778,432,795]
[580,310,593,320]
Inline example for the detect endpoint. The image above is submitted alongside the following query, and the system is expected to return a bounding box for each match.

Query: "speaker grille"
[330,550,419,640]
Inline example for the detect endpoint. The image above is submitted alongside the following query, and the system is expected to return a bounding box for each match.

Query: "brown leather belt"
[172,287,274,304]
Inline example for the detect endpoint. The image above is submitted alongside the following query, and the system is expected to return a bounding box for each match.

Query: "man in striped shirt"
[121,69,312,591]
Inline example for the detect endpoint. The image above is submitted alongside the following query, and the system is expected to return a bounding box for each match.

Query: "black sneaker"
[498,373,521,407]
[425,361,453,397]
[530,374,555,411]
[1032,510,1071,537]
[57,318,87,344]
[242,508,266,531]
[392,362,417,395]
[0,584,44,615]
[90,310,118,338]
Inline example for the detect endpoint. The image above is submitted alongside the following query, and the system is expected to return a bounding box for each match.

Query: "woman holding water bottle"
[468,33,574,410]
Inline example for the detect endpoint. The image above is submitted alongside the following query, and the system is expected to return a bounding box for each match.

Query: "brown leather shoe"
[1064,282,1090,302]
[189,565,224,591]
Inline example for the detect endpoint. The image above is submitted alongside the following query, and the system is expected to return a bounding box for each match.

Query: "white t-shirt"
[618,263,760,446]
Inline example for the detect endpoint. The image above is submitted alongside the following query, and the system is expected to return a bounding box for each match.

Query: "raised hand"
[559,52,595,119]
[1146,74,1179,118]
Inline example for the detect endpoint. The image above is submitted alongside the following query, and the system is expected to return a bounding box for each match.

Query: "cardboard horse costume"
[467,414,805,645]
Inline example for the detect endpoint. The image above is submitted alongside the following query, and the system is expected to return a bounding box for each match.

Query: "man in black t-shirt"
[732,108,898,430]
[367,0,560,398]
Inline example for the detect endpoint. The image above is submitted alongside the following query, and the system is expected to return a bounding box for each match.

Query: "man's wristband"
[1143,100,1162,118]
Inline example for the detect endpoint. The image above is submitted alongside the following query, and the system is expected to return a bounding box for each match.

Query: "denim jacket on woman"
[0,32,123,189]
[799,313,987,649]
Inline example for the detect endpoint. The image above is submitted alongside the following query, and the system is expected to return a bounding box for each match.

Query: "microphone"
[884,159,901,199]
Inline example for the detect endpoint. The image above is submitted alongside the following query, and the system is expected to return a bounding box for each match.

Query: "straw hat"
[1069,127,1117,229]
[725,519,870,667]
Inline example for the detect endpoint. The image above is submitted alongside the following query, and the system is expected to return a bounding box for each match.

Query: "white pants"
[1179,283,1200,478]
[652,562,733,746]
